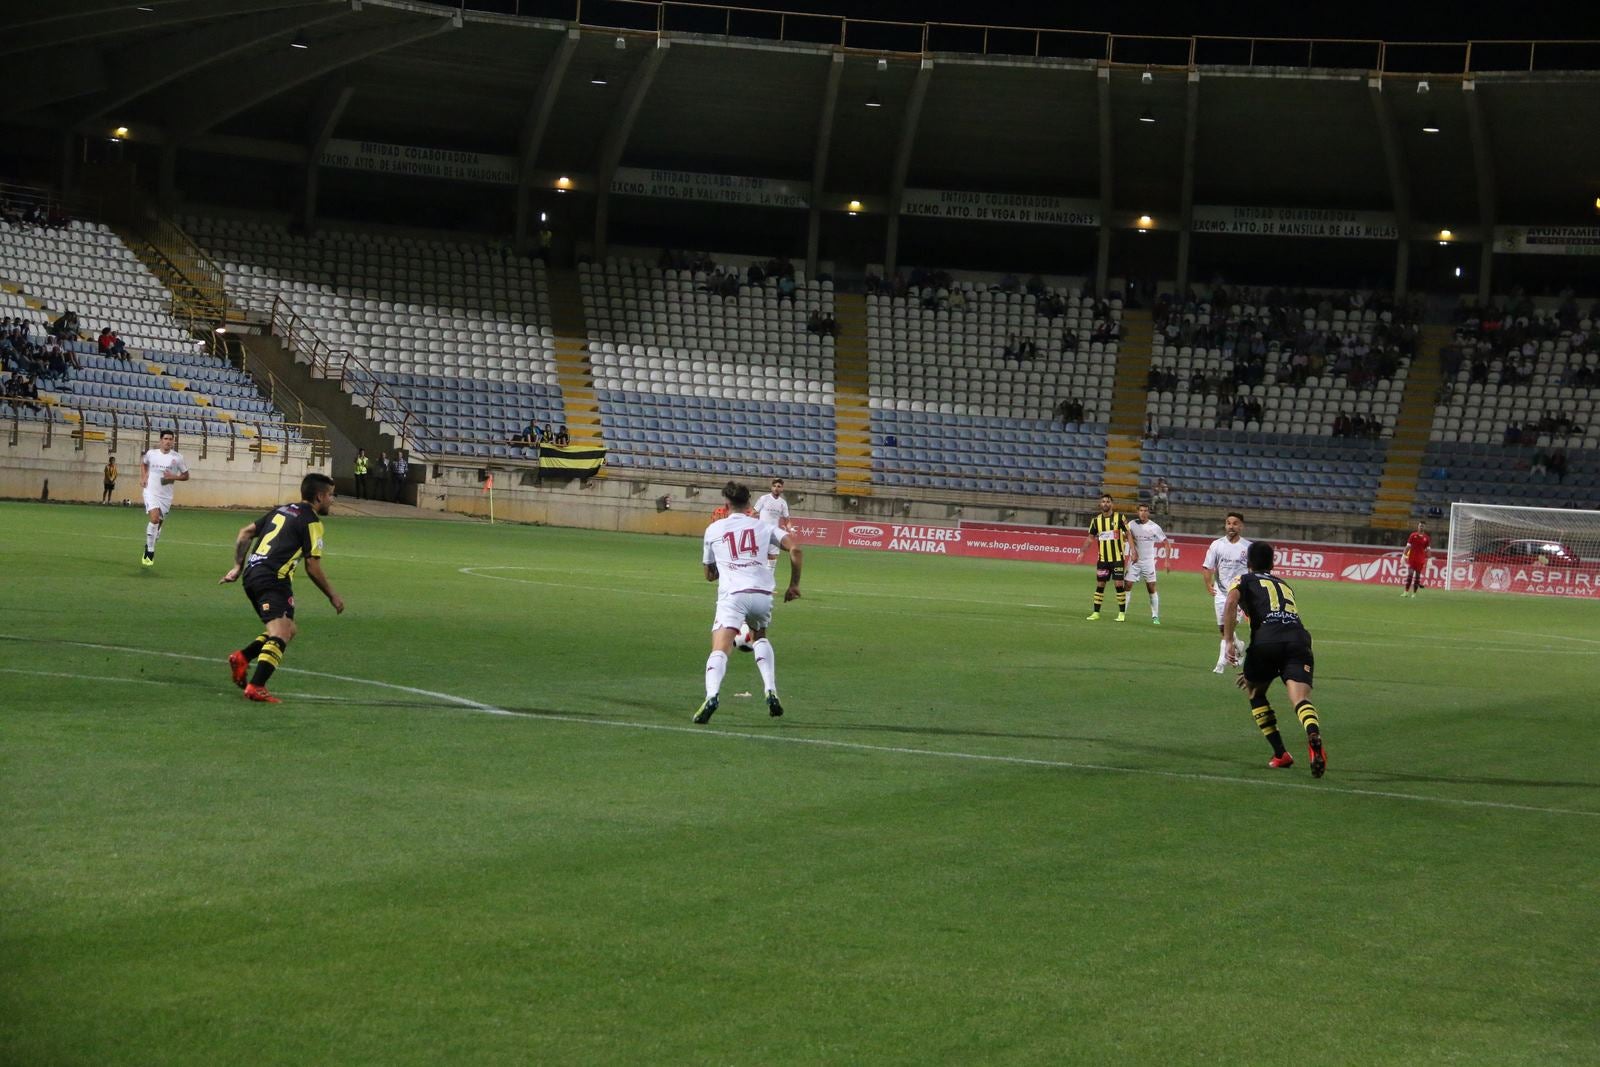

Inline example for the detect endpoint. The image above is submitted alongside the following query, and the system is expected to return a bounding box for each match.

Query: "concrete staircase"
[545,266,587,337]
[1371,323,1449,529]
[1101,308,1155,501]
[552,337,605,451]
[830,293,873,495]
[541,267,605,455]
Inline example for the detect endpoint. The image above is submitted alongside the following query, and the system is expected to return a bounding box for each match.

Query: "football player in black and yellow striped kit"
[219,472,346,704]
[1222,541,1327,777]
[1082,493,1131,622]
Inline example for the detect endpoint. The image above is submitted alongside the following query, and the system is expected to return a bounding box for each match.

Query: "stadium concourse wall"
[0,422,328,508]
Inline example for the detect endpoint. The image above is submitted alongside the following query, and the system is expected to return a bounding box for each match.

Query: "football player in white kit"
[696,481,803,724]
[139,429,189,567]
[752,477,792,571]
[1125,503,1167,623]
[1202,511,1252,673]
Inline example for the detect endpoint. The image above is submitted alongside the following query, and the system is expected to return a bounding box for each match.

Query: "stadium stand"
[185,216,561,458]
[0,217,194,352]
[581,256,836,480]
[1412,293,1600,514]
[1138,289,1417,515]
[0,211,302,446]
[865,276,1115,496]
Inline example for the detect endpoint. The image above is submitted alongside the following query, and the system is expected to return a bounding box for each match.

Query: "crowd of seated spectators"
[806,309,839,337]
[510,420,569,448]
[1051,397,1086,425]
[3,368,42,412]
[1330,412,1383,439]
[0,196,69,230]
[1503,410,1586,447]
[657,249,801,303]
[1,314,83,387]
[1153,285,1418,391]
[1445,288,1600,391]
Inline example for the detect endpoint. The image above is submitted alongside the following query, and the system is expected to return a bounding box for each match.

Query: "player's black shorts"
[1242,634,1314,686]
[243,573,295,622]
[1096,561,1126,583]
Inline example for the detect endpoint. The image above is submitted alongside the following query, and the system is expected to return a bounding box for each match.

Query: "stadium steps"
[552,337,606,453]
[831,293,873,495]
[1371,323,1450,528]
[545,268,588,337]
[1102,309,1155,495]
[107,215,230,332]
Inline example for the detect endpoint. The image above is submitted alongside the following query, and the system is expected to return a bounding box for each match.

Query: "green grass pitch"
[2,499,1596,1065]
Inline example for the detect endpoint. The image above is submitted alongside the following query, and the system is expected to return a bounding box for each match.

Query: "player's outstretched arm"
[218,521,257,583]
[303,557,345,614]
[1222,588,1243,662]
[781,536,803,601]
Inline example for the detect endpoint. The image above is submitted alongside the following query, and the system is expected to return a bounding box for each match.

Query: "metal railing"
[448,0,1600,76]
[268,294,437,453]
[7,392,328,465]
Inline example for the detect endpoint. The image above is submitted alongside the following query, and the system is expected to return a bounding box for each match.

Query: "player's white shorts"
[1126,558,1158,584]
[712,591,774,634]
[142,489,174,517]
[1213,591,1237,626]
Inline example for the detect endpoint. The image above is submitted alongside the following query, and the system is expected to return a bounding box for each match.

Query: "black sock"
[1251,701,1287,757]
[251,636,285,687]
[242,632,269,660]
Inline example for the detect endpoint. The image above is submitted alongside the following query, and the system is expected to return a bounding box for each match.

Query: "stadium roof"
[4,0,1599,224]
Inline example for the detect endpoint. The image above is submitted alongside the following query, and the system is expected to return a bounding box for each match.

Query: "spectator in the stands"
[1002,335,1021,362]
[776,274,796,304]
[1332,412,1352,437]
[4,371,41,413]
[97,327,115,353]
[1052,397,1084,426]
[391,450,409,503]
[512,419,540,448]
[1151,477,1171,517]
[1019,337,1037,361]
[50,309,79,340]
[1025,274,1045,298]
[554,425,570,446]
[747,261,766,288]
[1549,449,1568,482]
[1502,423,1522,446]
[947,288,966,313]
[1530,448,1549,476]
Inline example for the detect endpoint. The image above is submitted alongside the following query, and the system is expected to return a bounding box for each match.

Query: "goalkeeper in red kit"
[1402,520,1430,597]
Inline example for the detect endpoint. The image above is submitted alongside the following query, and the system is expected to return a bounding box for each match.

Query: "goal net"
[1446,502,1600,597]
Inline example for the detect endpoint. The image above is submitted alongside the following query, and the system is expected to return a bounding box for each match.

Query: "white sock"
[705,650,728,699]
[1150,592,1160,618]
[753,638,777,694]
[145,522,160,552]
[1217,637,1231,664]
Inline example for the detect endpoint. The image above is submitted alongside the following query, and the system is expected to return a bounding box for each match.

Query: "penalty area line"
[5,634,1596,820]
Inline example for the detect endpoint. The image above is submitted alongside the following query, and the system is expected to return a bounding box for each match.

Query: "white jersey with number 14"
[703,514,785,597]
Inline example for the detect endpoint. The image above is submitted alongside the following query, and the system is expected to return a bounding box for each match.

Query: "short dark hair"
[1226,511,1245,523]
[1100,493,1113,502]
[1247,541,1275,572]
[771,477,784,485]
[159,429,176,439]
[723,481,751,508]
[301,472,336,501]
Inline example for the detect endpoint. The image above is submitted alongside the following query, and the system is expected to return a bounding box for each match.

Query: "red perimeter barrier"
[783,518,1600,598]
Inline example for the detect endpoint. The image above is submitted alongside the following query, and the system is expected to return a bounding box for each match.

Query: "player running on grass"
[139,430,188,567]
[219,472,345,704]
[695,481,802,724]
[1223,540,1327,777]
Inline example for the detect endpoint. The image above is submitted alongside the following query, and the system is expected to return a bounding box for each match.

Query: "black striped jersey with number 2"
[244,502,325,580]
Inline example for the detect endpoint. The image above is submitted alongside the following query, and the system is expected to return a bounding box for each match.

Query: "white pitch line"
[0,667,171,686]
[6,634,1597,820]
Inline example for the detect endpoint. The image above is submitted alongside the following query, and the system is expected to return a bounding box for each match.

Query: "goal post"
[1446,502,1600,595]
